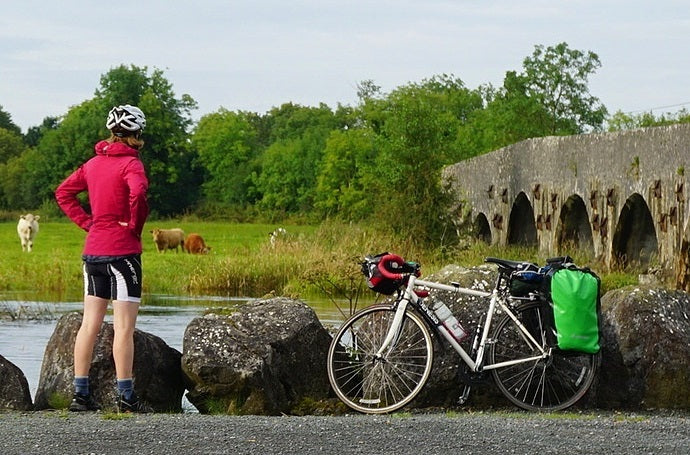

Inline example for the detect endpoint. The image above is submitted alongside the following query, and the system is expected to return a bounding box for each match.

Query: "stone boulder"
[0,354,33,411]
[182,297,332,415]
[34,312,185,412]
[597,286,690,410]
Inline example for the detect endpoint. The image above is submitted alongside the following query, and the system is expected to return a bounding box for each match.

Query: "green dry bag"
[549,267,600,354]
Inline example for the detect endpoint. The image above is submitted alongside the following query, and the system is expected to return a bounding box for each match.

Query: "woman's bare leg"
[74,295,108,377]
[112,300,139,380]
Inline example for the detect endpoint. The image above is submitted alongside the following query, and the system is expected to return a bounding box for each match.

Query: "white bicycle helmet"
[105,104,146,133]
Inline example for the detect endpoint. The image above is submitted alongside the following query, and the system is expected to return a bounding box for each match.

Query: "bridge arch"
[474,213,491,243]
[507,192,537,246]
[556,194,594,256]
[612,193,658,268]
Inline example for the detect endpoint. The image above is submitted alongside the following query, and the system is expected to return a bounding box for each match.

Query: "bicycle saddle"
[485,257,536,272]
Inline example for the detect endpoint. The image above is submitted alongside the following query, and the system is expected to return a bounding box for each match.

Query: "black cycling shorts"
[82,255,142,303]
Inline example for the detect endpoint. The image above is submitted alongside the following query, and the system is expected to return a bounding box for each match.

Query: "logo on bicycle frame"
[419,300,440,325]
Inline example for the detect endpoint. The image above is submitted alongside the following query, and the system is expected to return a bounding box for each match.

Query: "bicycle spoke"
[327,305,433,414]
[490,301,599,411]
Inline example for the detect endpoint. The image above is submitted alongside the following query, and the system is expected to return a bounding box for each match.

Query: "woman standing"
[55,104,150,412]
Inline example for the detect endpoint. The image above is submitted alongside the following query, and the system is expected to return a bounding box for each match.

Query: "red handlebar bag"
[361,252,419,295]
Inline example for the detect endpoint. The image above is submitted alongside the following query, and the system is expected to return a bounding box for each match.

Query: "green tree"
[26,65,199,215]
[24,116,59,147]
[132,69,200,216]
[356,81,388,135]
[356,79,382,101]
[369,75,479,244]
[521,42,607,134]
[31,98,106,205]
[0,105,21,136]
[0,128,26,163]
[608,108,690,131]
[254,103,340,215]
[457,42,608,159]
[253,139,304,214]
[456,74,552,157]
[192,108,259,205]
[0,149,40,210]
[314,128,377,220]
[267,102,338,142]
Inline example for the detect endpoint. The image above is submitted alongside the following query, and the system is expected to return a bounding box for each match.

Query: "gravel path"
[1,410,689,454]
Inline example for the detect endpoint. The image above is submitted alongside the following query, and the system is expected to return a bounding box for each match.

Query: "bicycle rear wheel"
[327,304,433,414]
[489,301,599,411]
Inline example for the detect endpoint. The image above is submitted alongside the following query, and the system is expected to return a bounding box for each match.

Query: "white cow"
[17,214,40,252]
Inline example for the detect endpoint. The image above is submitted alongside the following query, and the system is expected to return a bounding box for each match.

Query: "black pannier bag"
[361,252,420,295]
[540,257,601,354]
[508,262,546,297]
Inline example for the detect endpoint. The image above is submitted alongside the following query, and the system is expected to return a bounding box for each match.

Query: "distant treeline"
[1,42,688,247]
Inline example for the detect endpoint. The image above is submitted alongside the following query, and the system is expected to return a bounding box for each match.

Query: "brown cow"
[184,233,211,254]
[150,228,185,253]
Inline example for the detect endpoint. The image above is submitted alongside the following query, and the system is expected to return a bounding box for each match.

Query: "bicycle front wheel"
[327,304,433,414]
[489,301,600,412]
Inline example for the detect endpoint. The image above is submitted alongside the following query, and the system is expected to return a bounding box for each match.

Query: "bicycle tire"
[489,300,600,412]
[327,304,433,414]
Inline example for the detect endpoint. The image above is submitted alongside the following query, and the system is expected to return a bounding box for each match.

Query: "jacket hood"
[94,140,139,157]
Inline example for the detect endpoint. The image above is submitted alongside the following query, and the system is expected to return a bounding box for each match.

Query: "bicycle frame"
[374,274,548,373]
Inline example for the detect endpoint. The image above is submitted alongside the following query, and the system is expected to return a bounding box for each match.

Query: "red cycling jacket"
[55,140,149,256]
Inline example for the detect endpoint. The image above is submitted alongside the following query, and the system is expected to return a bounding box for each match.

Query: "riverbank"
[1,409,688,454]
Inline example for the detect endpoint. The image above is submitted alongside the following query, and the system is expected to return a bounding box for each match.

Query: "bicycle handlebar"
[376,253,406,281]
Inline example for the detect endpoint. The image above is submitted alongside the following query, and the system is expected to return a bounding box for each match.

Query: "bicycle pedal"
[457,385,471,405]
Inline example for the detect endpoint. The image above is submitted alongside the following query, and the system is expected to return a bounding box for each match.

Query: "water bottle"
[432,301,467,342]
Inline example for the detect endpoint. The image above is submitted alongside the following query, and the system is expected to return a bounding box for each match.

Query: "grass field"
[2,217,639,307]
[2,220,319,301]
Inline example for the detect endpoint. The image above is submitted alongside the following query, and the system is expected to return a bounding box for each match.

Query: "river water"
[0,294,349,411]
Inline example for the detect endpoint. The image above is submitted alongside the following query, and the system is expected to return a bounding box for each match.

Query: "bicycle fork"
[373,296,411,361]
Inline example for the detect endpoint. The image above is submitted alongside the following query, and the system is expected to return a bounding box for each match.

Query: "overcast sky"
[1,1,688,132]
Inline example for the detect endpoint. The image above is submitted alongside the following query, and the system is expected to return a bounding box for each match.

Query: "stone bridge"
[443,123,690,286]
